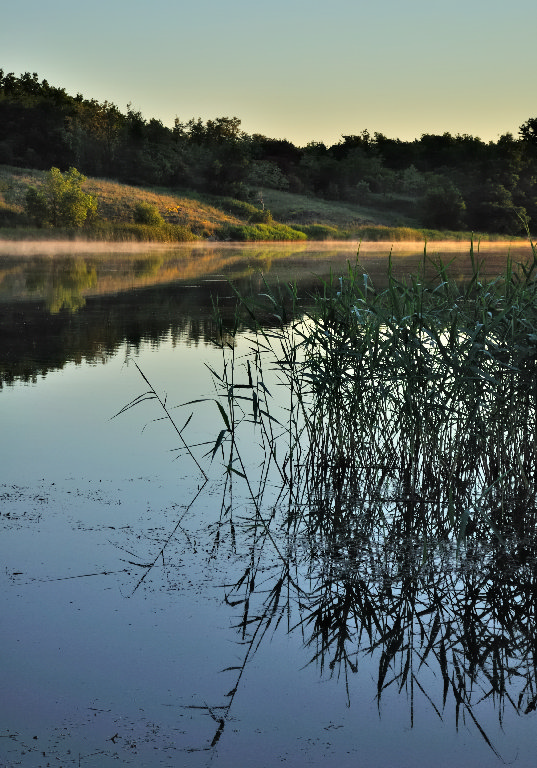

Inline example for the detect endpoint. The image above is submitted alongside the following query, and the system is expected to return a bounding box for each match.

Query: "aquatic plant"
[119,239,537,756]
[210,240,537,545]
[186,239,537,754]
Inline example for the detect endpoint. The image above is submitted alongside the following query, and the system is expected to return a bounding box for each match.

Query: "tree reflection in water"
[25,255,97,313]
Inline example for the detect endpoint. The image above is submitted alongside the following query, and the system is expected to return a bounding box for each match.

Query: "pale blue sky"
[2,0,536,146]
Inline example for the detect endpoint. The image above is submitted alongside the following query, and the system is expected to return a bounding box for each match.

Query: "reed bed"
[120,240,537,754]
[209,240,537,547]
[191,240,537,752]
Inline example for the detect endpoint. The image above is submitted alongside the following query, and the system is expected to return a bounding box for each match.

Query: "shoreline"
[0,237,532,258]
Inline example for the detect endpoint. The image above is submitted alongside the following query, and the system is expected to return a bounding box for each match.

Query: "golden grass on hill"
[0,166,243,238]
[0,167,417,236]
[1,166,522,244]
[84,178,241,236]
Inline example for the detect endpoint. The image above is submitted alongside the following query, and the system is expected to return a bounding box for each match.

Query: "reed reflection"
[179,245,537,756]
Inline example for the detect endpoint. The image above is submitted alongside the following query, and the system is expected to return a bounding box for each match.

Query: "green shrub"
[294,223,341,240]
[24,167,97,228]
[421,181,466,230]
[217,197,260,218]
[25,187,50,226]
[219,222,307,241]
[133,202,165,226]
[249,209,273,224]
[86,220,196,242]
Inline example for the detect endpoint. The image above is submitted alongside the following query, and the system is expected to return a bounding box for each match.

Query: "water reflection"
[140,247,537,759]
[24,255,98,313]
[200,510,537,759]
[2,240,537,764]
[169,392,537,760]
[112,338,537,762]
[0,241,532,388]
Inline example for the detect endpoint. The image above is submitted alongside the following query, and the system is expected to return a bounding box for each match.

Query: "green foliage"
[6,68,537,234]
[88,220,196,242]
[218,197,260,218]
[246,160,290,190]
[248,208,273,224]
[133,201,165,226]
[352,225,446,241]
[220,222,307,241]
[24,167,97,227]
[519,117,537,147]
[24,187,49,225]
[466,182,528,234]
[293,223,341,240]
[421,179,466,229]
[214,240,537,549]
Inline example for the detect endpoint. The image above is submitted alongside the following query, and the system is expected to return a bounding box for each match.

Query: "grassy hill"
[0,165,512,243]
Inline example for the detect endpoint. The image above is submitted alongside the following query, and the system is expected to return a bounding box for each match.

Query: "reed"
[194,239,537,753]
[118,240,537,754]
[209,238,537,550]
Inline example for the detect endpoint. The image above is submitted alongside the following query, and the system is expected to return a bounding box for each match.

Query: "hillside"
[0,165,492,243]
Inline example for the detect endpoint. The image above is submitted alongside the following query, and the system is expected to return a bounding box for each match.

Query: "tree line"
[2,70,537,233]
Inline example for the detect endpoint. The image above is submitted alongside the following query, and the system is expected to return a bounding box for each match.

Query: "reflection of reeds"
[198,239,537,754]
[121,240,537,756]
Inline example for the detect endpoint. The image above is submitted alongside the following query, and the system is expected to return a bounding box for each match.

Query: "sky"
[2,0,536,147]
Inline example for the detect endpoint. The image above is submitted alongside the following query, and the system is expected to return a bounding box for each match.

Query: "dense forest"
[2,70,537,234]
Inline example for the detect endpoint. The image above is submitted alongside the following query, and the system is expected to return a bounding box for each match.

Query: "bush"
[218,197,260,217]
[219,222,307,241]
[421,180,466,230]
[24,167,98,228]
[249,209,273,224]
[88,220,196,242]
[294,223,341,240]
[133,202,165,226]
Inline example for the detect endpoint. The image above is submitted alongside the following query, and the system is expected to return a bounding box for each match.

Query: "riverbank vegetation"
[0,165,522,244]
[204,240,537,551]
[1,70,537,241]
[116,241,537,753]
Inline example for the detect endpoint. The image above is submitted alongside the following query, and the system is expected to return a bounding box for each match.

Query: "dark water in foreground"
[1,241,536,767]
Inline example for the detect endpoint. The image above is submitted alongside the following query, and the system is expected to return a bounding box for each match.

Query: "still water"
[1,240,536,767]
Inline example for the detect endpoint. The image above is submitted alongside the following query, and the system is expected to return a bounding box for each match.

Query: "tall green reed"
[115,240,537,755]
[210,239,537,549]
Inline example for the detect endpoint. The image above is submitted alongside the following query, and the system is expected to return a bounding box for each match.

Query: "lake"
[1,240,537,768]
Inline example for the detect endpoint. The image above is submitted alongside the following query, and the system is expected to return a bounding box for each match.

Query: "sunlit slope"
[0,165,418,235]
[0,166,520,242]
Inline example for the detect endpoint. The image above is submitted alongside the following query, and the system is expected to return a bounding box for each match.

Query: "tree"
[519,117,537,147]
[466,181,528,234]
[25,167,97,227]
[421,178,466,229]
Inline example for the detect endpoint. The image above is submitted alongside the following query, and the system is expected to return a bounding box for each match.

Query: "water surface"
[1,241,536,767]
